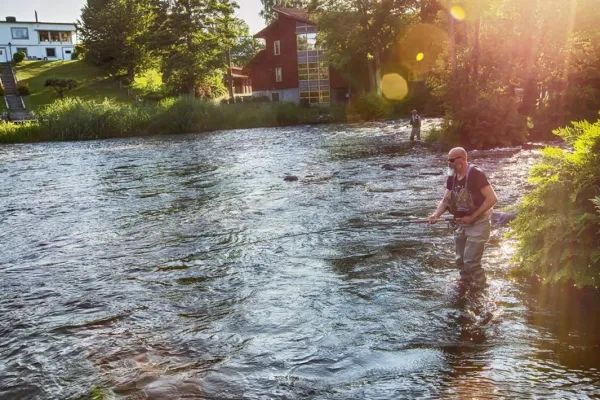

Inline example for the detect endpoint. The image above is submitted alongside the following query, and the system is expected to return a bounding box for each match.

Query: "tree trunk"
[472,2,480,81]
[374,49,382,95]
[367,55,376,93]
[226,48,234,101]
[127,64,135,83]
[448,10,457,80]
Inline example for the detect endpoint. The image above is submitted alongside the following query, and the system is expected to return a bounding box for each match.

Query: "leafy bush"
[36,97,148,140]
[44,78,77,98]
[510,115,600,287]
[17,83,30,96]
[0,86,5,96]
[347,92,392,121]
[13,51,26,64]
[71,44,86,60]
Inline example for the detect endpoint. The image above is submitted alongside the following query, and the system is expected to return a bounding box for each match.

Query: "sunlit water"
[1,120,599,399]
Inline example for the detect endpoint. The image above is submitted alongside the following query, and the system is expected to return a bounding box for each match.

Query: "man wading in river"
[428,147,498,290]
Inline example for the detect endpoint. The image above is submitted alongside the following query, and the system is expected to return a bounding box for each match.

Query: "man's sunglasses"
[447,156,462,163]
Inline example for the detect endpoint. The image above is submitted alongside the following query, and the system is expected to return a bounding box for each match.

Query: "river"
[1,120,599,399]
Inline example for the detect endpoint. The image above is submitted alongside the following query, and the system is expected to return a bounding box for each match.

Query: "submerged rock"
[283,175,298,182]
[491,210,518,227]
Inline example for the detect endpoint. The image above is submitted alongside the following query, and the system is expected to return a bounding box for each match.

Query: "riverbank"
[0,95,440,144]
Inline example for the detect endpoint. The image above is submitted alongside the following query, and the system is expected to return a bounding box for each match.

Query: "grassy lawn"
[15,60,134,110]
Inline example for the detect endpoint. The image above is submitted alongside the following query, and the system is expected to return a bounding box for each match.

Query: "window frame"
[274,40,281,56]
[275,67,282,83]
[11,27,29,40]
[45,48,57,58]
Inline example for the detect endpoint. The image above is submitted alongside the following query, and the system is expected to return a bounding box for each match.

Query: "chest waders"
[449,165,490,290]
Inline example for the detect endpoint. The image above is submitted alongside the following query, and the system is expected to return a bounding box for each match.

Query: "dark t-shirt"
[446,166,490,210]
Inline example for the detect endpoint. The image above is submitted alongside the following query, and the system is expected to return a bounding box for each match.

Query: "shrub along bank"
[510,113,600,288]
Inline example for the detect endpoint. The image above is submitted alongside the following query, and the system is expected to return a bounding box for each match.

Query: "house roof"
[254,7,314,38]
[0,21,76,26]
[272,6,312,24]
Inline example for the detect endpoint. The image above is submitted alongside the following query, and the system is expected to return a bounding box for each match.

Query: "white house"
[0,16,77,63]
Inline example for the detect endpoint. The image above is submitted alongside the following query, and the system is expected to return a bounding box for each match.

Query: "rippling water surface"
[1,120,599,399]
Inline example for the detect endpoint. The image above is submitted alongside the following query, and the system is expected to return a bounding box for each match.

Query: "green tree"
[78,0,156,81]
[44,78,78,98]
[230,19,264,67]
[150,0,238,96]
[311,0,418,94]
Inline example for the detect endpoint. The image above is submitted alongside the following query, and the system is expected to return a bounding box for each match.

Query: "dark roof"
[0,21,76,26]
[272,6,312,24]
[253,7,314,38]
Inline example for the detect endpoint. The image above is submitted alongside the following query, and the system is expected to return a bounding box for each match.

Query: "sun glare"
[416,52,425,61]
[381,74,408,101]
[451,6,466,21]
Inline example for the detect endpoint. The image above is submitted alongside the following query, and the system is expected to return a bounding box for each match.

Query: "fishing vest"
[411,115,421,128]
[448,165,476,218]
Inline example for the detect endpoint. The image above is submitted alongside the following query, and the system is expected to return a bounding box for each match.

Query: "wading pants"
[455,215,491,289]
[410,126,421,141]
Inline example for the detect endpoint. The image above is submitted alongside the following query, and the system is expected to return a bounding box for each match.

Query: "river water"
[1,120,599,399]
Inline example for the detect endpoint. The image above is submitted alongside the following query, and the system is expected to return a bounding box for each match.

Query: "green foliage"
[13,51,26,64]
[347,92,392,120]
[312,0,417,94]
[78,0,155,79]
[35,97,146,140]
[510,116,600,287]
[443,93,528,149]
[131,69,166,100]
[44,78,78,98]
[17,83,30,96]
[71,44,86,60]
[0,86,5,96]
[150,0,238,96]
[230,19,264,67]
[0,97,348,143]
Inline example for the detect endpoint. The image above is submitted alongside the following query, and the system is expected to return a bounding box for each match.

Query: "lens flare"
[396,24,448,80]
[381,74,408,101]
[451,6,466,21]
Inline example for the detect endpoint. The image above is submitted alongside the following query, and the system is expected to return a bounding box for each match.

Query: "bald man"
[428,147,498,290]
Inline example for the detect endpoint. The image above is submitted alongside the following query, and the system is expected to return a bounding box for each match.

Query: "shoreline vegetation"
[0,95,439,145]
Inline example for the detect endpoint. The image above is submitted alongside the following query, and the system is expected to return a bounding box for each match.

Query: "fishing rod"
[192,216,456,256]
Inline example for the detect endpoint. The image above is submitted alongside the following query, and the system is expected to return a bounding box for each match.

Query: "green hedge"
[510,114,600,287]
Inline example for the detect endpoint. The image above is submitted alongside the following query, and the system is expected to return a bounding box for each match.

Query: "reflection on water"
[1,120,599,399]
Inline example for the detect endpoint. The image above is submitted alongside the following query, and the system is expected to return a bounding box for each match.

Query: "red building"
[244,7,349,106]
[230,66,252,97]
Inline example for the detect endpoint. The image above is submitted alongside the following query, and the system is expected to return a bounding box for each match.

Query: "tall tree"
[312,0,418,94]
[78,0,155,80]
[230,19,264,67]
[150,0,238,96]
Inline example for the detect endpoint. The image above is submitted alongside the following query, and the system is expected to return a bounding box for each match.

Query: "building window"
[275,67,282,82]
[297,30,330,105]
[16,48,28,56]
[271,93,280,102]
[38,31,72,43]
[274,40,280,56]
[46,48,56,57]
[11,27,29,39]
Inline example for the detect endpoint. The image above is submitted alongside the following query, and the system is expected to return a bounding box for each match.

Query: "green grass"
[15,60,133,110]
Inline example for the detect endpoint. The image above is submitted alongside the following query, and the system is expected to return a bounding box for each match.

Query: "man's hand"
[456,214,475,224]
[428,214,439,224]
